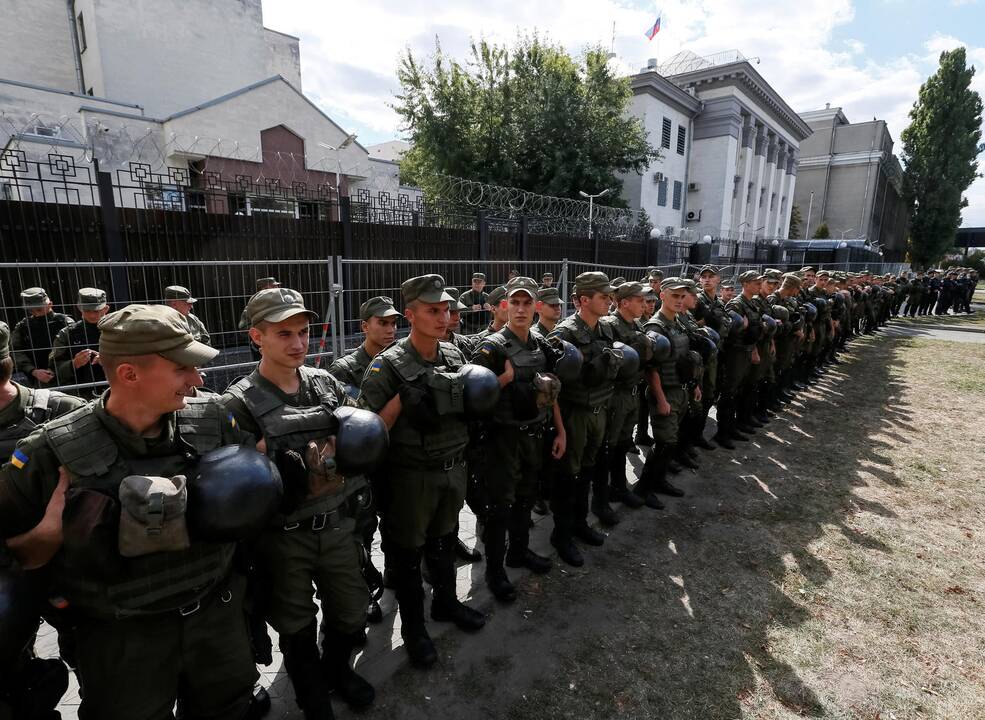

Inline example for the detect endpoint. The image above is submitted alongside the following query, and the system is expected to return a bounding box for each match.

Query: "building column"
[749,125,768,241]
[731,115,755,237]
[781,153,797,239]
[771,142,788,237]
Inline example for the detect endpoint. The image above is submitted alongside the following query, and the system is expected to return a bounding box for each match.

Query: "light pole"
[318,134,358,192]
[579,188,611,240]
[837,227,856,240]
[804,191,814,240]
[736,220,749,241]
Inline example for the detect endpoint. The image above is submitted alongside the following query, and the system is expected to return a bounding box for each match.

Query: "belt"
[398,453,466,473]
[283,505,347,532]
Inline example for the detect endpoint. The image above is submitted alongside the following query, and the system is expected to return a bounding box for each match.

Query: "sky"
[261,0,985,227]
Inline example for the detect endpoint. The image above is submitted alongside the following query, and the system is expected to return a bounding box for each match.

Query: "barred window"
[677,126,686,155]
[661,118,672,149]
[657,180,668,206]
[673,181,683,210]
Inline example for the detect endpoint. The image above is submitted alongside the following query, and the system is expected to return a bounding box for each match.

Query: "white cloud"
[260,0,985,226]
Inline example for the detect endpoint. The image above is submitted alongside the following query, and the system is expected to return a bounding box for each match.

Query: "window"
[770,192,776,212]
[142,183,185,211]
[657,180,668,207]
[672,181,683,210]
[746,182,754,205]
[77,13,87,52]
[781,196,787,215]
[759,187,766,208]
[676,126,686,155]
[661,117,672,149]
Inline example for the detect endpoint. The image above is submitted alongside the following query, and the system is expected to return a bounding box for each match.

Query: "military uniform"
[693,273,730,444]
[11,288,72,388]
[460,273,490,334]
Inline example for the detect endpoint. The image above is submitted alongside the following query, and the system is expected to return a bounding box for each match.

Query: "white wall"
[687,134,738,237]
[0,0,81,92]
[264,28,302,90]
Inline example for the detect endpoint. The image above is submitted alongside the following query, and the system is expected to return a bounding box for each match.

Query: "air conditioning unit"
[652,172,665,183]
[687,182,701,192]
[31,125,61,138]
[686,209,702,222]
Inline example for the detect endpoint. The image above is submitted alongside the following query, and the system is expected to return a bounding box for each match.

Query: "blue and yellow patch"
[478,343,494,356]
[227,412,237,429]
[10,449,28,469]
[369,359,383,373]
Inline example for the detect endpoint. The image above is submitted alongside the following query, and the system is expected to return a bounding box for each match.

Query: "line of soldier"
[895,267,979,317]
[0,262,925,720]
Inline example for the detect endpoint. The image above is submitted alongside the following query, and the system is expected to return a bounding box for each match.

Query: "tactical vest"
[603,314,646,389]
[487,331,549,426]
[727,295,763,350]
[330,346,371,388]
[386,339,470,464]
[43,397,234,618]
[644,313,688,387]
[0,388,53,457]
[696,291,729,341]
[553,316,615,409]
[224,367,353,524]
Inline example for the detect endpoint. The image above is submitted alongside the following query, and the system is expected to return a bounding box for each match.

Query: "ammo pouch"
[427,370,465,416]
[118,475,191,558]
[62,487,123,580]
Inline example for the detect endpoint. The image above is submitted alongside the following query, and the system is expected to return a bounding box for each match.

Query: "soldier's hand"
[31,369,55,383]
[90,352,101,366]
[7,467,70,570]
[551,429,567,460]
[694,386,702,403]
[256,437,268,455]
[751,347,761,365]
[472,304,482,311]
[656,397,671,416]
[499,359,515,387]
[72,349,94,368]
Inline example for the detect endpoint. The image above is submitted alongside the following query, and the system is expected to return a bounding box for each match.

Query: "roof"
[366,140,410,163]
[629,71,703,117]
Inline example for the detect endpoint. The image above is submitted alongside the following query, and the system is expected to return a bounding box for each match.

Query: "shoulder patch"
[369,358,383,373]
[10,448,28,469]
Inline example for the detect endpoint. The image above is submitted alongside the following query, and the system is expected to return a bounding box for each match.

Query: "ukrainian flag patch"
[370,359,382,373]
[227,412,237,429]
[479,343,494,356]
[10,449,28,469]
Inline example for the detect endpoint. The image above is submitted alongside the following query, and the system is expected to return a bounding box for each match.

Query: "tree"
[393,35,658,206]
[901,47,984,268]
[788,204,802,239]
[812,222,831,239]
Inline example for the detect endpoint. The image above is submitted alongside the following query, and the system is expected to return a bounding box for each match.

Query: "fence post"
[340,196,353,257]
[592,226,600,265]
[559,258,569,319]
[94,162,130,304]
[519,216,529,262]
[477,211,488,260]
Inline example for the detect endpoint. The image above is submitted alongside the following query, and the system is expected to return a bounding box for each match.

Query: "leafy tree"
[812,222,831,239]
[901,47,984,267]
[393,35,658,206]
[788,204,802,239]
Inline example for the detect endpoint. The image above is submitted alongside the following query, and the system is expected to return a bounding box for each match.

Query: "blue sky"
[263,0,985,226]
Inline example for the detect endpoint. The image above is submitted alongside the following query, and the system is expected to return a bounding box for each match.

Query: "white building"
[623,51,812,241]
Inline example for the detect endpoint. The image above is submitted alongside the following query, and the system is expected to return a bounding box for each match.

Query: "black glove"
[601,346,624,379]
[273,448,308,515]
[398,381,440,426]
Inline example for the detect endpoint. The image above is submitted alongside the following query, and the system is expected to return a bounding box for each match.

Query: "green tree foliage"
[902,48,984,268]
[788,204,802,239]
[393,35,658,206]
[812,222,831,239]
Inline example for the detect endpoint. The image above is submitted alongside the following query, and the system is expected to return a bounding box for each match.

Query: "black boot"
[482,505,517,602]
[634,389,653,445]
[453,523,483,563]
[637,447,667,509]
[550,472,584,567]
[506,499,552,573]
[428,534,486,631]
[280,621,335,720]
[321,626,375,709]
[712,395,737,449]
[574,469,606,545]
[590,446,620,526]
[655,446,686,497]
[608,443,644,508]
[387,544,437,668]
[692,409,716,450]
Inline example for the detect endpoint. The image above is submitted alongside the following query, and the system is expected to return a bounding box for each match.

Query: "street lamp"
[579,188,611,240]
[318,134,358,191]
[736,220,749,241]
[837,227,856,240]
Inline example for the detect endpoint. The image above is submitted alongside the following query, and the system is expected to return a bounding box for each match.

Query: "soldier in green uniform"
[358,274,485,669]
[748,270,778,425]
[533,286,563,516]
[222,288,374,718]
[547,272,622,567]
[50,288,110,399]
[0,304,262,720]
[470,277,563,601]
[474,286,508,340]
[540,272,554,289]
[639,277,694,505]
[599,282,650,514]
[10,287,72,388]
[718,271,764,441]
[534,287,562,336]
[460,272,490,334]
[767,273,805,404]
[693,265,730,448]
[634,286,660,448]
[164,285,211,345]
[676,280,714,461]
[444,288,477,356]
[329,296,400,391]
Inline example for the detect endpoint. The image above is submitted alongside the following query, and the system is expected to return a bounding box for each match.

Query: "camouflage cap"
[98,304,218,366]
[642,287,658,300]
[255,277,280,290]
[20,287,49,309]
[614,281,645,301]
[471,272,486,281]
[359,295,402,321]
[537,287,562,305]
[541,272,554,280]
[738,270,762,284]
[611,276,627,286]
[644,268,664,282]
[698,264,720,276]
[800,266,817,273]
[486,285,508,306]
[764,270,782,282]
[815,269,831,278]
[660,277,689,291]
[0,321,9,359]
[781,273,802,288]
[444,288,468,312]
[574,271,615,295]
[78,287,108,311]
[505,276,539,298]
[683,279,699,294]
[401,274,455,304]
[164,285,197,303]
[245,287,318,326]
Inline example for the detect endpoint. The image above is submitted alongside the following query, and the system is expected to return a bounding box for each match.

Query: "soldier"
[164,286,211,345]
[677,279,716,457]
[460,272,490,334]
[242,278,281,361]
[599,282,650,514]
[533,286,563,518]
[222,288,375,718]
[540,272,554,289]
[638,277,694,506]
[692,265,729,448]
[470,277,563,601]
[474,286,508,339]
[643,268,664,310]
[1,304,264,720]
[444,288,476,356]
[10,287,72,388]
[768,273,806,405]
[534,287,562,335]
[548,272,621,567]
[715,271,763,443]
[50,287,109,399]
[358,274,486,668]
[719,280,737,305]
[633,287,659,449]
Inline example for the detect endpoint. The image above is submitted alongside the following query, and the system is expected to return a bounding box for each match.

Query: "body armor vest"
[695,291,730,342]
[386,339,470,463]
[552,316,615,409]
[603,314,646,389]
[487,331,549,425]
[0,388,53,457]
[727,295,763,349]
[43,397,233,618]
[330,345,371,387]
[644,313,689,387]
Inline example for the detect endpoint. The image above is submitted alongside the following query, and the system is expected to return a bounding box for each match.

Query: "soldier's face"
[507,292,535,329]
[699,272,719,292]
[166,299,193,316]
[134,355,204,413]
[765,280,779,295]
[448,309,461,332]
[406,300,449,341]
[81,307,108,324]
[620,295,644,319]
[649,280,661,293]
[683,292,697,310]
[721,287,735,302]
[804,271,816,285]
[253,314,310,369]
[580,291,610,317]
[661,288,687,314]
[472,280,485,292]
[364,315,397,348]
[816,276,829,289]
[542,277,553,287]
[644,298,656,315]
[536,301,561,322]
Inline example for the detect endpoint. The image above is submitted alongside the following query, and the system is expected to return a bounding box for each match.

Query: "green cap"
[614,282,645,301]
[611,276,627,286]
[816,269,831,278]
[642,287,658,300]
[541,272,553,281]
[486,286,507,306]
[698,265,719,276]
[245,287,318,326]
[537,287,561,305]
[20,287,49,309]
[445,288,468,312]
[0,321,10,360]
[683,279,699,294]
[359,296,401,321]
[164,285,197,303]
[78,287,108,311]
[800,266,817,273]
[781,272,802,287]
[505,277,539,298]
[573,271,615,295]
[644,268,664,282]
[738,270,762,284]
[764,269,782,281]
[471,272,486,281]
[98,305,218,366]
[660,277,689,291]
[256,277,280,290]
[402,274,454,304]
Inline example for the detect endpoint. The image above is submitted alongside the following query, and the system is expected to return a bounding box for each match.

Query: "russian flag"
[645,16,661,41]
